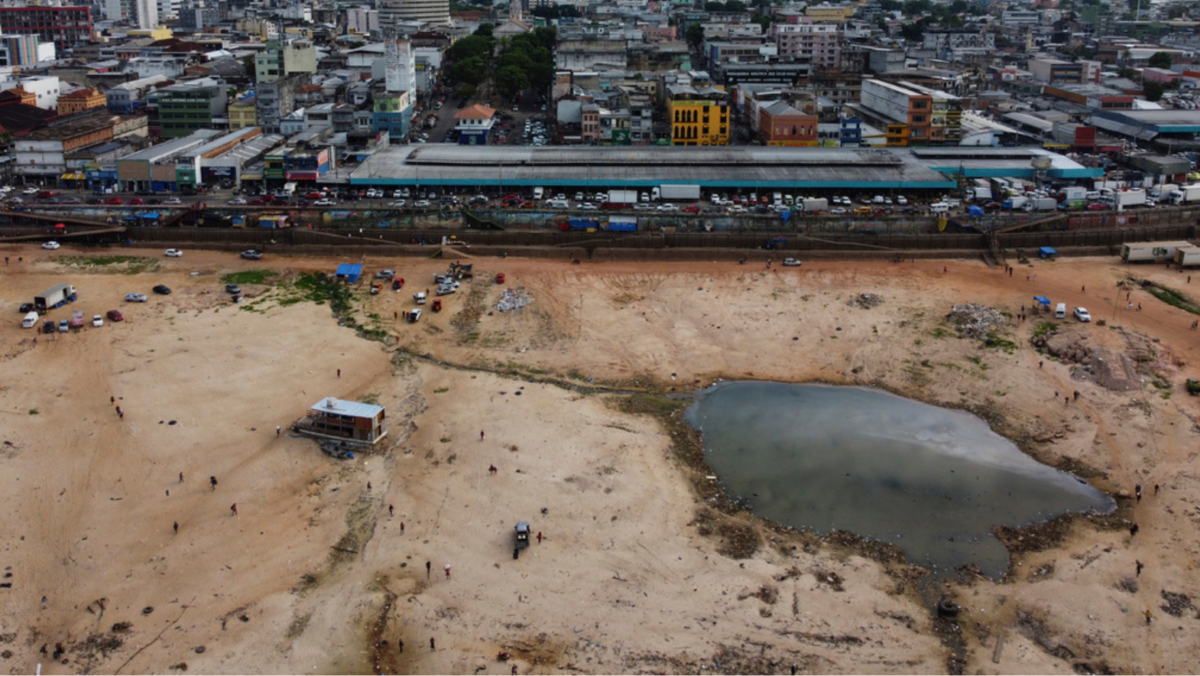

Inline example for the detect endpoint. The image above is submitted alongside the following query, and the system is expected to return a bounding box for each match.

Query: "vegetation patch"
[222,269,277,285]
[57,255,159,274]
[1141,281,1200,316]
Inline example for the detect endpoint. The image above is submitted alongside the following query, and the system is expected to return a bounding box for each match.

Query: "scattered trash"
[946,303,1008,340]
[848,293,883,309]
[141,606,154,615]
[495,287,533,313]
[194,646,206,654]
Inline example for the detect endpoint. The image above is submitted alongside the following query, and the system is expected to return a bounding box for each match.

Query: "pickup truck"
[71,311,85,328]
[413,291,427,305]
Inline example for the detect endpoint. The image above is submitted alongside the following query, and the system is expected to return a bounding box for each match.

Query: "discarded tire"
[937,599,961,618]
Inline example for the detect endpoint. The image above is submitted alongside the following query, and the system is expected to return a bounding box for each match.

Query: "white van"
[22,311,38,328]
[1055,303,1067,319]
[929,202,951,213]
[532,187,544,200]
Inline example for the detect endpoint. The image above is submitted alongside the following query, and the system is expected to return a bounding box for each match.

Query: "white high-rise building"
[156,0,182,21]
[380,0,449,28]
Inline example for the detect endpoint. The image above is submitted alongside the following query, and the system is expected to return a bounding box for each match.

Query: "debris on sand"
[946,303,1008,340]
[1159,590,1197,618]
[495,287,533,313]
[848,293,883,309]
[1031,326,1152,391]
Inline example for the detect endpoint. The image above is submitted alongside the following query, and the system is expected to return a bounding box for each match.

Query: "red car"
[106,310,124,322]
[249,198,267,206]
[681,205,700,213]
[305,192,323,200]
[1086,202,1109,211]
[36,190,55,199]
[106,197,123,205]
[496,272,505,284]
[129,197,145,205]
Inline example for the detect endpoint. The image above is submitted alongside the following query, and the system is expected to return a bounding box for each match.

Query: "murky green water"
[685,382,1114,578]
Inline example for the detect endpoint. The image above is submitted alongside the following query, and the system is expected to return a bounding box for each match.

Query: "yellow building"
[668,96,729,146]
[127,27,173,40]
[57,87,106,116]
[805,3,856,22]
[228,95,258,131]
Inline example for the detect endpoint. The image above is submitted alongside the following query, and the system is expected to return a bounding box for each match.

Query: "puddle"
[686,381,1114,578]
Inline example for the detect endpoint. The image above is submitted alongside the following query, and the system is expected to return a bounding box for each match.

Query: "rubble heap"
[946,303,1008,340]
[495,287,533,313]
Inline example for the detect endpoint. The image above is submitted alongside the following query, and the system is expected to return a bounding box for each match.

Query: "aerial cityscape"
[2,0,1200,673]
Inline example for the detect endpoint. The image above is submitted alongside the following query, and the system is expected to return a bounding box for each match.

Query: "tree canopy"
[1143,80,1164,102]
[1148,51,1173,69]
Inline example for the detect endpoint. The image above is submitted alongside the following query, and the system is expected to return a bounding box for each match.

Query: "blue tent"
[968,206,984,217]
[1039,246,1057,259]
[335,263,363,283]
[1033,295,1050,308]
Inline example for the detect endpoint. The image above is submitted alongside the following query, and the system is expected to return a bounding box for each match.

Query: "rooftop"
[454,104,495,119]
[310,397,383,420]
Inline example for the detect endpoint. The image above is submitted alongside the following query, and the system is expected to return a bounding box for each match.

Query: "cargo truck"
[34,283,77,312]
[1168,184,1200,205]
[1023,197,1058,212]
[606,189,638,207]
[1149,183,1176,200]
[608,216,637,232]
[1174,245,1200,268]
[71,311,85,328]
[965,180,992,202]
[1060,186,1087,202]
[799,198,828,213]
[1001,196,1029,210]
[1122,241,1194,263]
[655,184,701,201]
[1110,189,1146,208]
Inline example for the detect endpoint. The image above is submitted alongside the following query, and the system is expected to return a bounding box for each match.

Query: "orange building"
[759,101,818,146]
[56,87,106,116]
[1,87,37,107]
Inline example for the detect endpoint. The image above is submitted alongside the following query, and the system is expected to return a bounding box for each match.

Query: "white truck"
[1168,184,1200,205]
[34,283,77,312]
[655,184,701,201]
[799,198,828,213]
[1148,183,1176,200]
[1023,197,1058,212]
[1110,189,1146,208]
[1060,186,1088,202]
[965,180,992,202]
[1002,195,1029,210]
[1122,241,1194,263]
[607,189,638,207]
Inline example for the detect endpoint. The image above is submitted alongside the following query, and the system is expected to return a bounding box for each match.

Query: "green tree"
[686,23,706,46]
[724,0,748,10]
[1117,66,1139,80]
[899,21,925,41]
[878,0,901,10]
[949,0,967,12]
[447,34,493,62]
[1147,51,1173,69]
[450,56,487,86]
[495,65,529,100]
[474,22,494,37]
[1143,80,1164,101]
[704,1,723,10]
[903,0,932,14]
[751,11,771,30]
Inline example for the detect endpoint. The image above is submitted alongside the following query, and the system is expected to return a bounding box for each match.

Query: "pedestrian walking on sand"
[388,504,394,517]
[179,472,183,483]
[1155,484,1160,495]
[489,464,497,474]
[1136,560,1144,577]
[1073,391,1079,401]
[1145,609,1153,625]
[397,639,403,653]
[367,482,372,491]
[173,521,179,534]
[480,430,485,441]
[118,409,124,420]
[444,564,451,579]
[1137,303,1142,311]
[1131,523,1140,538]
[115,405,122,417]
[3,256,7,265]
[400,522,405,534]
[276,425,281,436]
[210,476,218,491]
[337,369,341,378]
[1081,285,1085,293]
[1188,275,1192,284]
[536,532,542,544]
[1039,361,1043,369]
[512,665,518,675]
[230,503,238,516]
[42,596,47,609]
[1136,484,1142,502]
[110,396,115,404]
[1065,396,1070,405]
[430,637,435,651]
[426,561,431,578]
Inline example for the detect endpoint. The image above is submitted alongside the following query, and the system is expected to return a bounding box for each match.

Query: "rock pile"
[495,287,533,313]
[946,303,1008,340]
[848,293,883,309]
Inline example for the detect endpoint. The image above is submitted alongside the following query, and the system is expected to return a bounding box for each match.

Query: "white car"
[228,197,247,205]
[314,199,336,206]
[42,241,60,250]
[578,202,598,210]
[896,195,908,205]
[657,203,679,211]
[164,197,182,205]
[1073,307,1091,322]
[830,207,848,214]
[633,203,653,210]
[125,293,148,302]
[390,199,408,207]
[92,314,104,327]
[165,249,183,257]
[23,187,38,195]
[782,258,802,267]
[414,199,431,208]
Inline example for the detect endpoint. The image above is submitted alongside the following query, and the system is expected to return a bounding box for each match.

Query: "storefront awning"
[60,173,86,181]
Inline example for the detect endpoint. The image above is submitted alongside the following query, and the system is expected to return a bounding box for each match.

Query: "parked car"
[165,249,183,257]
[241,250,263,260]
[92,314,104,327]
[407,308,422,323]
[314,199,336,206]
[225,284,241,294]
[58,319,70,333]
[106,197,124,205]
[164,197,182,205]
[19,303,35,313]
[414,200,431,208]
[377,269,395,280]
[42,241,60,250]
[106,310,124,322]
[129,198,145,205]
[125,293,148,302]
[152,285,172,295]
[1073,307,1092,322]
[782,258,802,267]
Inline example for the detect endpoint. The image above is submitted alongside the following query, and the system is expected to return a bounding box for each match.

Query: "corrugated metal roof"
[311,397,383,419]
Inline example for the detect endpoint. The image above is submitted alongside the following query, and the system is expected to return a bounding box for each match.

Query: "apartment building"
[157,78,227,138]
[769,21,840,70]
[1029,57,1084,85]
[0,6,93,51]
[667,84,729,146]
[857,79,962,146]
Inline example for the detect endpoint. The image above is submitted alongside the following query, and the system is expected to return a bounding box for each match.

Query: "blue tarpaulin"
[1033,295,1051,307]
[1039,247,1057,258]
[335,263,363,283]
[968,206,984,216]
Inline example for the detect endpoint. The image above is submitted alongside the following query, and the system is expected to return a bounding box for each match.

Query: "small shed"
[335,263,363,284]
[294,397,388,446]
[1039,246,1057,259]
